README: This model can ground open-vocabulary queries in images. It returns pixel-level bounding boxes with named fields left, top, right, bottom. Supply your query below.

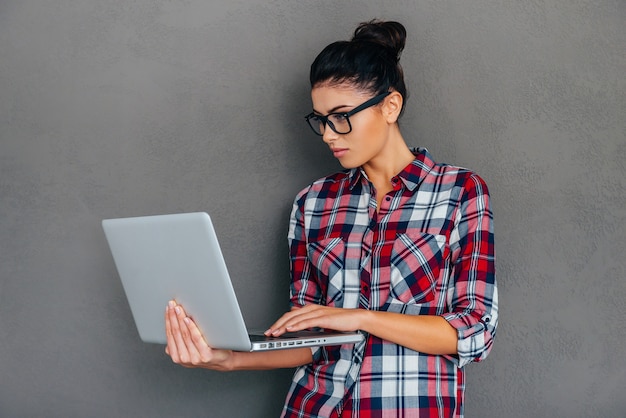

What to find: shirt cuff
left=442, top=312, right=494, bottom=368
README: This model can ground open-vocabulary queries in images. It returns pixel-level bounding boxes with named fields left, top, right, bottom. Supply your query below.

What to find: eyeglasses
left=304, top=91, right=391, bottom=136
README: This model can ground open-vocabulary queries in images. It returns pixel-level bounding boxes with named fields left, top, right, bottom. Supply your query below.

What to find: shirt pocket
left=389, top=232, right=446, bottom=305
left=307, top=237, right=345, bottom=305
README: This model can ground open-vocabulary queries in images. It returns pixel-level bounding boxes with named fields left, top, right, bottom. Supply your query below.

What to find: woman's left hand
left=165, top=300, right=235, bottom=370
left=265, top=305, right=365, bottom=337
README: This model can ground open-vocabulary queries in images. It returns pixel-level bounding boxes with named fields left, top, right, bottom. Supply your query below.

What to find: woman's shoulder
left=306, top=169, right=352, bottom=190
left=293, top=169, right=353, bottom=201
left=418, top=148, right=489, bottom=185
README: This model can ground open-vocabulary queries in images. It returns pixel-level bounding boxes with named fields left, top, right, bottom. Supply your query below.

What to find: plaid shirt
left=281, top=148, right=498, bottom=418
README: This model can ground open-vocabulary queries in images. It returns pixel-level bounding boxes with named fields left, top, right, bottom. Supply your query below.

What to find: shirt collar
left=348, top=147, right=436, bottom=191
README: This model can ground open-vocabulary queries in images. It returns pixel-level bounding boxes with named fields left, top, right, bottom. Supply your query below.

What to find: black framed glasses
left=304, top=91, right=391, bottom=136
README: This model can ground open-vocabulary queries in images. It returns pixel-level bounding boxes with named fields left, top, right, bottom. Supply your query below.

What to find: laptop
left=102, top=212, right=364, bottom=351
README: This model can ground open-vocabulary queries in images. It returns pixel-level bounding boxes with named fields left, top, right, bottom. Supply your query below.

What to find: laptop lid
left=102, top=212, right=363, bottom=351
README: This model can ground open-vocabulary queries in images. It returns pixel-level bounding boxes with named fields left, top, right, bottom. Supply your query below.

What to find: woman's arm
left=165, top=301, right=312, bottom=371
left=361, top=310, right=458, bottom=354
left=266, top=305, right=458, bottom=355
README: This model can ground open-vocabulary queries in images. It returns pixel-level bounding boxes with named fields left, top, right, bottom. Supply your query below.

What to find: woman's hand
left=265, top=304, right=364, bottom=337
left=165, top=300, right=235, bottom=371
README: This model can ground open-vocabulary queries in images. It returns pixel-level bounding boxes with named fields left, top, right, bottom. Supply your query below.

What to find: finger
left=178, top=314, right=235, bottom=369
left=166, top=302, right=185, bottom=362
left=176, top=314, right=205, bottom=364
left=265, top=309, right=302, bottom=335
left=173, top=303, right=204, bottom=364
left=168, top=302, right=193, bottom=364
left=165, top=302, right=180, bottom=360
left=184, top=315, right=208, bottom=349
left=183, top=316, right=213, bottom=363
left=284, top=309, right=326, bottom=331
left=268, top=306, right=324, bottom=335
left=283, top=305, right=355, bottom=333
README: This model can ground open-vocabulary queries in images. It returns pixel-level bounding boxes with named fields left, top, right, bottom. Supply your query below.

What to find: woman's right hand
left=165, top=300, right=235, bottom=371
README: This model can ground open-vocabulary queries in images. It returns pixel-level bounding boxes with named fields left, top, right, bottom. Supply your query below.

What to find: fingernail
left=174, top=306, right=181, bottom=315
left=168, top=300, right=176, bottom=308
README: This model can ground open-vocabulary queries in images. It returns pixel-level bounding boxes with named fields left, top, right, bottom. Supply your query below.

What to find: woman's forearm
left=228, top=347, right=313, bottom=371
left=360, top=310, right=458, bottom=355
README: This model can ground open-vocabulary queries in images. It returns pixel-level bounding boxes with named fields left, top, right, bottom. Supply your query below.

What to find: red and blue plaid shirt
left=281, top=148, right=498, bottom=418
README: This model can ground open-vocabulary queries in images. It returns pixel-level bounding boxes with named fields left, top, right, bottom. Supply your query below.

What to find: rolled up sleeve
left=443, top=174, right=498, bottom=368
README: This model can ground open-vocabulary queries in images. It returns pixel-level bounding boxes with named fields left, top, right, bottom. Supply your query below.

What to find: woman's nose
left=321, top=124, right=339, bottom=144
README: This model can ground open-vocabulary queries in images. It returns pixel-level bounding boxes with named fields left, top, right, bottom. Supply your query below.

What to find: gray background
left=1, top=1, right=624, bottom=417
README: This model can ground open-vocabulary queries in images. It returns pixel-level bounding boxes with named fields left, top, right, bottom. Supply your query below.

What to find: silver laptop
left=102, top=212, right=364, bottom=351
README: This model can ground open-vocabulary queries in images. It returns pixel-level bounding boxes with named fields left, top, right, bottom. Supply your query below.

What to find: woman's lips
left=331, top=148, right=348, bottom=158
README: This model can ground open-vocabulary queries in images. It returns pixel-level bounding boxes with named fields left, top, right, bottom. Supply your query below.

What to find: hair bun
left=352, top=20, right=406, bottom=62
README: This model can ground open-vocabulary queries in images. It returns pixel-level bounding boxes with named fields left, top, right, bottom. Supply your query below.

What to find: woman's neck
left=362, top=130, right=415, bottom=188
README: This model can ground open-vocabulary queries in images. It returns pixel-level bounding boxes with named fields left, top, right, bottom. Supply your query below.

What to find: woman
left=165, top=20, right=498, bottom=417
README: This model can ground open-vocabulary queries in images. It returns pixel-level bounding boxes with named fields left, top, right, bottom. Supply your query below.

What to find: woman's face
left=310, top=84, right=395, bottom=169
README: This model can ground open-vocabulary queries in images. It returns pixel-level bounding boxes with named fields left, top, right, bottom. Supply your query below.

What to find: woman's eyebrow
left=312, top=104, right=351, bottom=115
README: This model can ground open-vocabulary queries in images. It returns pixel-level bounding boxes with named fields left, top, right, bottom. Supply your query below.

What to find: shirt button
left=385, top=197, right=391, bottom=202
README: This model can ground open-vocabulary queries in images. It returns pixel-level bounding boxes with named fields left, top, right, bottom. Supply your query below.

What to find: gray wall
left=1, top=1, right=624, bottom=417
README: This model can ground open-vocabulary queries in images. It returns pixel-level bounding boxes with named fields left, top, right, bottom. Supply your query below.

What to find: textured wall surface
left=1, top=1, right=624, bottom=417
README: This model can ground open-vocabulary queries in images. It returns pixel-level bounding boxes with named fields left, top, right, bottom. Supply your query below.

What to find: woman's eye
left=329, top=114, right=348, bottom=124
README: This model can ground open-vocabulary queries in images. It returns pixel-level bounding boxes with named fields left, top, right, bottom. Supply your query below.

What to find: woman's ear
left=383, top=91, right=403, bottom=124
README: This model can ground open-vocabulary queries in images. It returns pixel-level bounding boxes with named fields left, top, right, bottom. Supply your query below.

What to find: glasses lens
left=307, top=114, right=324, bottom=135
left=328, top=114, right=351, bottom=134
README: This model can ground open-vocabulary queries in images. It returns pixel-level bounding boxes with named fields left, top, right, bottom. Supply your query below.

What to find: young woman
left=165, top=20, right=498, bottom=417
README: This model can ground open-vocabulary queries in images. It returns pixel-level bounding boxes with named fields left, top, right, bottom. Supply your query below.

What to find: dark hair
left=310, top=20, right=408, bottom=114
